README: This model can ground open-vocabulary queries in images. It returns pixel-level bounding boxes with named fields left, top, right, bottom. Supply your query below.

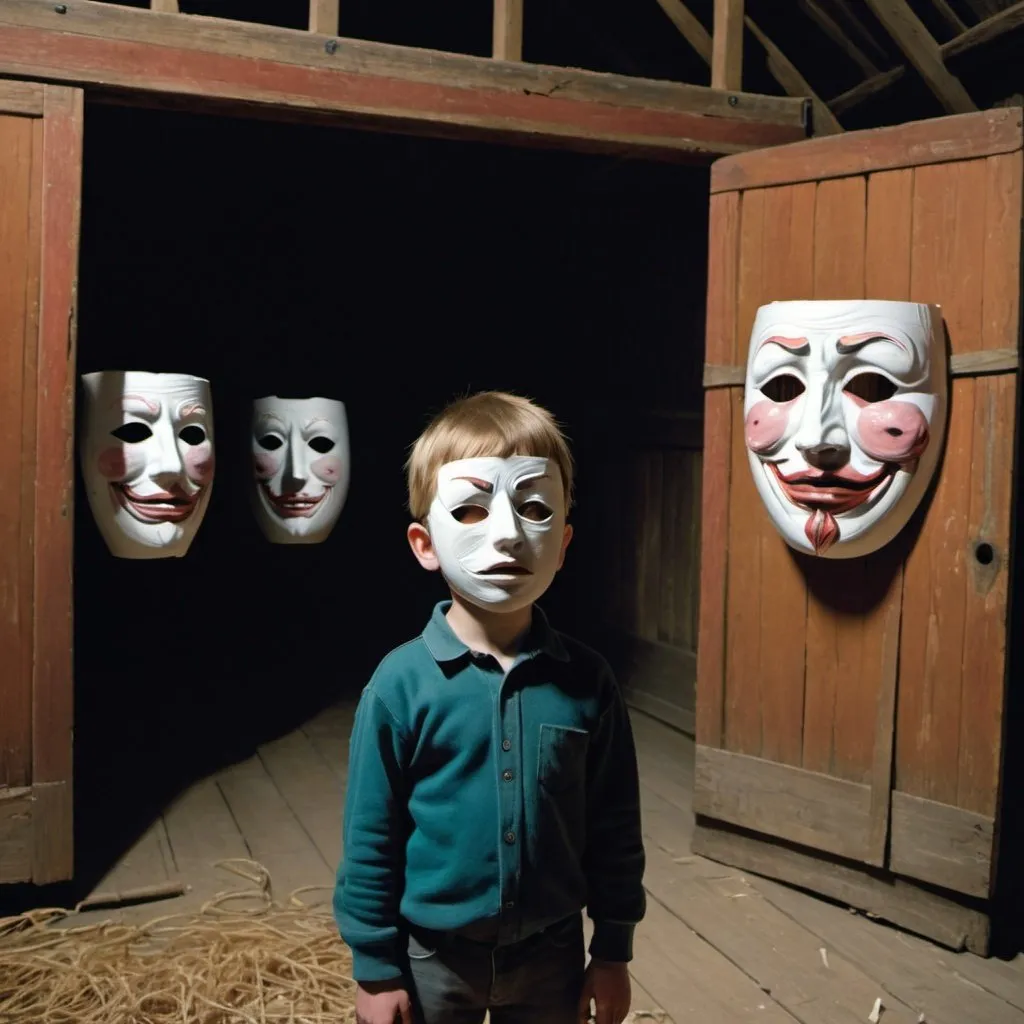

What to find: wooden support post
left=493, top=0, right=524, bottom=61
left=655, top=0, right=712, bottom=63
left=863, top=0, right=976, bottom=114
left=799, top=0, right=880, bottom=76
left=928, top=0, right=968, bottom=36
left=711, top=0, right=743, bottom=91
left=150, top=0, right=179, bottom=11
left=308, top=0, right=339, bottom=36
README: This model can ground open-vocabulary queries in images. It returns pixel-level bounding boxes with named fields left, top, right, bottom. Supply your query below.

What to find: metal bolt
left=54, top=3, right=68, bottom=12
left=325, top=39, right=338, bottom=54
left=728, top=95, right=738, bottom=107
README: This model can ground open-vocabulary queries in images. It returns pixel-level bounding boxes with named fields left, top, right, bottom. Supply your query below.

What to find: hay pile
left=0, top=859, right=356, bottom=1024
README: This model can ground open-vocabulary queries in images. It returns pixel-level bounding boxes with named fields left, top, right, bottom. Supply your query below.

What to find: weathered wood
left=307, top=0, right=339, bottom=36
left=889, top=790, right=994, bottom=898
left=150, top=0, right=180, bottom=12
left=694, top=745, right=874, bottom=861
left=608, top=633, right=696, bottom=736
left=863, top=0, right=977, bottom=114
left=691, top=819, right=992, bottom=954
left=711, top=0, right=744, bottom=90
left=942, top=1, right=1024, bottom=59
left=492, top=0, right=523, bottom=62
left=31, top=780, right=71, bottom=884
left=78, top=879, right=187, bottom=911
left=800, top=0, right=880, bottom=76
left=701, top=363, right=744, bottom=387
left=745, top=17, right=844, bottom=135
left=711, top=107, right=1022, bottom=192
left=0, top=1, right=808, bottom=162
left=0, top=787, right=32, bottom=883
left=0, top=80, right=43, bottom=116
left=828, top=65, right=906, bottom=114
left=654, top=0, right=712, bottom=63
left=929, top=0, right=968, bottom=34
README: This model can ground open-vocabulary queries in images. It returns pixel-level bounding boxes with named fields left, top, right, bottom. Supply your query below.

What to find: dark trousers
left=403, top=914, right=585, bottom=1024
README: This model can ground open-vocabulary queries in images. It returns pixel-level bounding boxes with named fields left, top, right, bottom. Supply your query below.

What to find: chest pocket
left=538, top=723, right=589, bottom=794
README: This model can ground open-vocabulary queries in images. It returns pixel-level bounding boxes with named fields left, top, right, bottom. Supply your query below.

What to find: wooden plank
left=258, top=729, right=344, bottom=870
left=0, top=80, right=43, bottom=116
left=150, top=0, right=180, bottom=12
left=492, top=0, right=524, bottom=62
left=694, top=745, right=873, bottom=861
left=30, top=86, right=81, bottom=885
left=639, top=452, right=664, bottom=643
left=308, top=0, right=339, bottom=36
left=745, top=18, right=844, bottom=135
left=942, top=1, right=1024, bottom=59
left=658, top=452, right=681, bottom=646
left=711, top=108, right=1022, bottom=193
left=0, top=114, right=35, bottom=793
left=929, top=0, right=968, bottom=35
left=711, top=0, right=744, bottom=90
left=0, top=5, right=808, bottom=164
left=756, top=183, right=814, bottom=769
left=0, top=787, right=32, bottom=883
left=863, top=0, right=977, bottom=114
left=829, top=66, right=906, bottom=115
left=889, top=790, right=994, bottom=898
left=691, top=820, right=992, bottom=954
left=30, top=780, right=71, bottom=884
left=749, top=869, right=1024, bottom=1024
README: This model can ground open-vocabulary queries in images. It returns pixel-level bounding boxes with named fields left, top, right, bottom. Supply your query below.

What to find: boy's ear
left=556, top=522, right=574, bottom=571
left=407, top=521, right=441, bottom=572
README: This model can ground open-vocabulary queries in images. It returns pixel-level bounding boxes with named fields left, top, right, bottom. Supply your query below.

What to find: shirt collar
left=422, top=600, right=570, bottom=665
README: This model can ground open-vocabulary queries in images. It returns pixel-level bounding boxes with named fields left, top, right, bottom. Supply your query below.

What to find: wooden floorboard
left=58, top=699, right=1024, bottom=1023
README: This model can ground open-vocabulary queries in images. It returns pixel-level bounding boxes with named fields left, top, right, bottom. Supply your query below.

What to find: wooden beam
left=308, top=0, right=339, bottom=36
left=821, top=0, right=892, bottom=66
left=942, top=0, right=1024, bottom=59
left=745, top=17, right=844, bottom=134
left=799, top=0, right=880, bottom=76
left=928, top=0, right=968, bottom=36
left=863, top=0, right=977, bottom=114
left=711, top=0, right=744, bottom=90
left=829, top=65, right=905, bottom=113
left=150, top=0, right=179, bottom=11
left=492, top=0, right=524, bottom=61
left=0, top=1, right=808, bottom=162
left=655, top=0, right=712, bottom=63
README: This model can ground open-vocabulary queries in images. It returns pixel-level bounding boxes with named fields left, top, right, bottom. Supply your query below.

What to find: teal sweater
left=333, top=601, right=646, bottom=982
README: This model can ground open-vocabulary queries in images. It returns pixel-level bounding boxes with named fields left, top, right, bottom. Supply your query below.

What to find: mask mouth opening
left=475, top=564, right=533, bottom=576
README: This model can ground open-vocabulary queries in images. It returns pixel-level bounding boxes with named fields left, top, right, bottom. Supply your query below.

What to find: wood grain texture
left=307, top=0, right=339, bottom=35
left=30, top=87, right=82, bottom=886
left=711, top=108, right=1022, bottom=193
left=0, top=787, right=32, bottom=883
left=694, top=745, right=874, bottom=861
left=711, top=0, right=744, bottom=90
left=492, top=0, right=523, bottom=62
left=0, top=79, right=43, bottom=116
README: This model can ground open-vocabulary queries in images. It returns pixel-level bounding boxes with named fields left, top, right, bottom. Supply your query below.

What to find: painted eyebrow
left=452, top=476, right=493, bottom=492
left=178, top=401, right=207, bottom=418
left=836, top=332, right=909, bottom=355
left=115, top=394, right=161, bottom=414
left=515, top=473, right=550, bottom=490
left=755, top=335, right=810, bottom=354
left=304, top=417, right=333, bottom=431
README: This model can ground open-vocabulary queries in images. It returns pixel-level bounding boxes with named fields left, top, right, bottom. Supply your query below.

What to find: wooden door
left=693, top=108, right=1021, bottom=949
left=0, top=82, right=83, bottom=885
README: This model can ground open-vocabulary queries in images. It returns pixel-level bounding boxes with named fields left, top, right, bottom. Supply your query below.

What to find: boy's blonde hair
left=406, top=391, right=574, bottom=521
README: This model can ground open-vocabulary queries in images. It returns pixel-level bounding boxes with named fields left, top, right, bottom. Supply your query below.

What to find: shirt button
left=504, top=900, right=515, bottom=909
left=503, top=769, right=514, bottom=782
left=501, top=739, right=512, bottom=752
left=504, top=830, right=516, bottom=844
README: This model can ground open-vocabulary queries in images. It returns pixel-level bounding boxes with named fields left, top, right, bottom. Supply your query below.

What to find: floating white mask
left=251, top=396, right=350, bottom=544
left=79, top=371, right=215, bottom=559
left=426, top=456, right=567, bottom=612
left=744, top=300, right=947, bottom=558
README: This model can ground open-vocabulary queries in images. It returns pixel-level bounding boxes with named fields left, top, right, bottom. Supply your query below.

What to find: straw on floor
left=0, top=858, right=356, bottom=1024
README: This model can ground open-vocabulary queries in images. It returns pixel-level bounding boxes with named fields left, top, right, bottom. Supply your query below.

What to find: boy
left=334, top=391, right=646, bottom=1024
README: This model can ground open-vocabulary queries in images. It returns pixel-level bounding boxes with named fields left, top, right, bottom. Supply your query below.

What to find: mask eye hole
left=517, top=500, right=553, bottom=523
left=111, top=422, right=153, bottom=444
left=179, top=425, right=206, bottom=446
left=308, top=436, right=335, bottom=455
left=258, top=434, right=284, bottom=452
left=451, top=505, right=488, bottom=525
left=844, top=373, right=898, bottom=403
left=761, top=374, right=805, bottom=403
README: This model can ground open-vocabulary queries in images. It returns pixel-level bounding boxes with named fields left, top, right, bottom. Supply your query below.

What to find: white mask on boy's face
left=426, top=456, right=567, bottom=612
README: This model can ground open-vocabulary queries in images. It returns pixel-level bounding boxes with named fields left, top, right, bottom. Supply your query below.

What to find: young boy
left=334, top=391, right=646, bottom=1024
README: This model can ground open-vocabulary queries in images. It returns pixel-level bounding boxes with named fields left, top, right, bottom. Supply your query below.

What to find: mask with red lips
left=743, top=300, right=947, bottom=558
left=250, top=396, right=350, bottom=545
left=79, top=371, right=215, bottom=559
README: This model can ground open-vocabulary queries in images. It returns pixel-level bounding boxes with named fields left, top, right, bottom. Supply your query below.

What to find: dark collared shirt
left=333, top=601, right=646, bottom=982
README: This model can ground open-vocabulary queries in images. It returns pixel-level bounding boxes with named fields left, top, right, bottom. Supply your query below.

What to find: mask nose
left=150, top=423, right=185, bottom=485
left=488, top=495, right=525, bottom=554
left=793, top=376, right=850, bottom=470
left=282, top=429, right=310, bottom=494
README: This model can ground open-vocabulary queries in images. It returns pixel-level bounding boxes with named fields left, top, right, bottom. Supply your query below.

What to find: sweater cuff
left=350, top=944, right=406, bottom=984
left=588, top=921, right=635, bottom=963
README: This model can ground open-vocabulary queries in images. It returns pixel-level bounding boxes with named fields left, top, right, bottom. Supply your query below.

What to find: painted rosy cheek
left=185, top=443, right=215, bottom=485
left=253, top=453, right=279, bottom=480
left=97, top=445, right=146, bottom=481
left=311, top=454, right=342, bottom=485
left=745, top=399, right=793, bottom=454
left=856, top=400, right=929, bottom=463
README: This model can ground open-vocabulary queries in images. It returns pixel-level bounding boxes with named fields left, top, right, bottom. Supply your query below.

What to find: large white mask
left=744, top=300, right=947, bottom=558
left=426, top=456, right=567, bottom=612
left=251, top=396, right=350, bottom=544
left=79, top=371, right=215, bottom=559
